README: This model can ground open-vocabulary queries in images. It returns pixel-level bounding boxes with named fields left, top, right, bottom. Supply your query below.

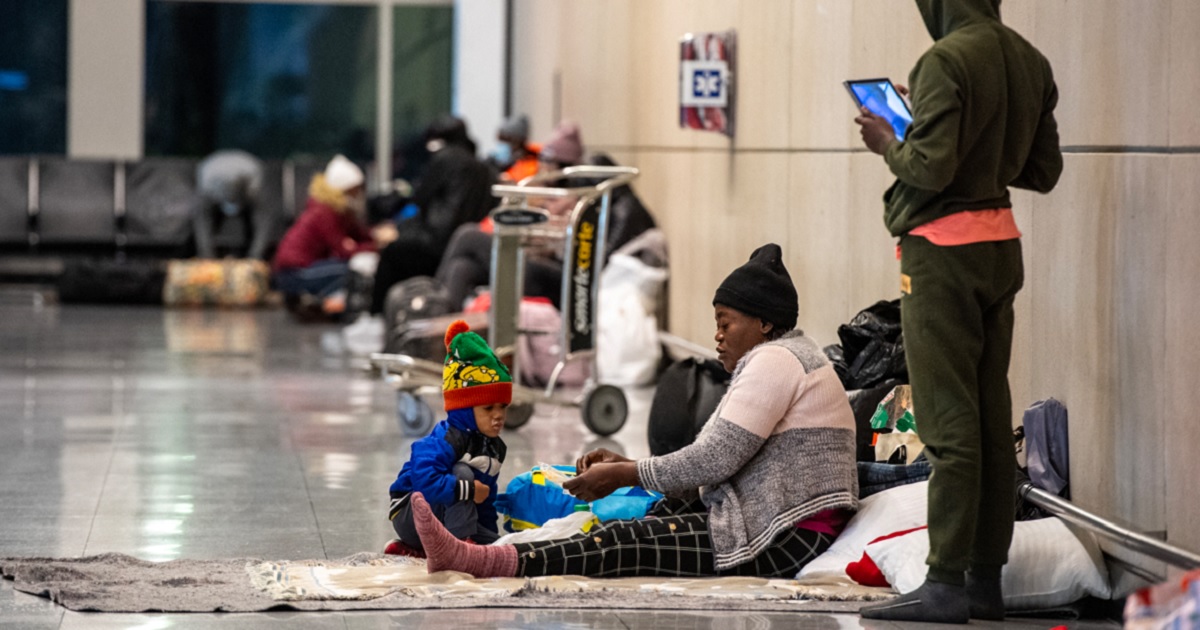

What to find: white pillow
left=866, top=517, right=1112, bottom=610
left=797, top=481, right=929, bottom=580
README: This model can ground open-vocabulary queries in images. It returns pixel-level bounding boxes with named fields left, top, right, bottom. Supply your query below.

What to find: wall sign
left=679, top=30, right=736, bottom=137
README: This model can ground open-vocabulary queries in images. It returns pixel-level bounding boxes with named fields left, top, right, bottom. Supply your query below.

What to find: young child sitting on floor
left=384, top=320, right=511, bottom=557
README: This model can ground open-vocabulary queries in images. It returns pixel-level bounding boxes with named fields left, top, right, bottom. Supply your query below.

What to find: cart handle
left=491, top=166, right=639, bottom=201
left=369, top=353, right=445, bottom=375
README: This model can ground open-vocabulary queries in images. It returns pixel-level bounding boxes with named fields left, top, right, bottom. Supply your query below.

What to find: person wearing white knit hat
left=324, top=154, right=365, bottom=193
left=272, top=154, right=378, bottom=320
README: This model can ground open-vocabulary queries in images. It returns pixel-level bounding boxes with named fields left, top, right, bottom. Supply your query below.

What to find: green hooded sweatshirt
left=881, top=0, right=1062, bottom=236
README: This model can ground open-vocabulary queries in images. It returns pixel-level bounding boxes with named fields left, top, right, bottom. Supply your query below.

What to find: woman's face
left=714, top=304, right=772, bottom=373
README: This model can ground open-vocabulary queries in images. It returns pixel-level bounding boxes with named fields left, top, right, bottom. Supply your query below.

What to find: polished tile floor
left=0, top=293, right=1120, bottom=628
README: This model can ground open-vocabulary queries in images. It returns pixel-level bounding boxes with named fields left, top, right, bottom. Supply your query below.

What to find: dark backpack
left=382, top=276, right=455, bottom=358
left=647, top=358, right=731, bottom=456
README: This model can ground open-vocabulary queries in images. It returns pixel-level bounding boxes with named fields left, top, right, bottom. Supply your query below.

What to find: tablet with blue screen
left=845, top=78, right=913, bottom=141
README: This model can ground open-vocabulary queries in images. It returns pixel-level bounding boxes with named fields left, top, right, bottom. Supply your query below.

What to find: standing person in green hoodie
left=854, top=0, right=1062, bottom=624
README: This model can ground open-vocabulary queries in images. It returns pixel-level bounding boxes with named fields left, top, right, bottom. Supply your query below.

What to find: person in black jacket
left=369, top=116, right=498, bottom=314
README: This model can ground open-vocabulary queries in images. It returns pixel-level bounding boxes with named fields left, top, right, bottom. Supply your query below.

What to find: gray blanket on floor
left=1, top=552, right=885, bottom=613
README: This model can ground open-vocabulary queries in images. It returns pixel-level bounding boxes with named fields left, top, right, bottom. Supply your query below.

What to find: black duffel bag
left=648, top=357, right=731, bottom=456
left=57, top=258, right=166, bottom=305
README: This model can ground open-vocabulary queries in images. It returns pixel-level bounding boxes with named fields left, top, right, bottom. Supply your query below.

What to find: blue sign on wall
left=679, top=30, right=735, bottom=137
left=680, top=60, right=728, bottom=107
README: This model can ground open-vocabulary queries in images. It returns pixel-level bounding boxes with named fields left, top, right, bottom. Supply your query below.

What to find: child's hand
left=473, top=480, right=490, bottom=504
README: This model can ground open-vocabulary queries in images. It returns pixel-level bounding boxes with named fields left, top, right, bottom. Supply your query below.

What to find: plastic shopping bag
left=495, top=464, right=663, bottom=532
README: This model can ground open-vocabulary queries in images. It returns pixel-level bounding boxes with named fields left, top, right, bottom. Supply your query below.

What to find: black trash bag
left=824, top=299, right=907, bottom=390
left=823, top=343, right=849, bottom=386
left=648, top=358, right=731, bottom=456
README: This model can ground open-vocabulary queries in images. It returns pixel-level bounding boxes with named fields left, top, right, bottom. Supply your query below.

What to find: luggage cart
left=372, top=165, right=640, bottom=437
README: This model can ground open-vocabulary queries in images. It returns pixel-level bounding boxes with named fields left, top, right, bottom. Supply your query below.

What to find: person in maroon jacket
left=272, top=155, right=377, bottom=314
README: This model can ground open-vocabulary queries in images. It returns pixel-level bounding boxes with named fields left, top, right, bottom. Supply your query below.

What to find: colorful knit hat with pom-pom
left=441, top=320, right=512, bottom=411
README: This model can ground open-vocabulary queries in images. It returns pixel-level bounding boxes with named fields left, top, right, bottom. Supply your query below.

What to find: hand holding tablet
left=845, top=78, right=913, bottom=141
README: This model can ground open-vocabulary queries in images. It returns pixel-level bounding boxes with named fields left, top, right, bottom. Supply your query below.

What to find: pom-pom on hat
left=324, top=154, right=365, bottom=192
left=442, top=320, right=513, bottom=411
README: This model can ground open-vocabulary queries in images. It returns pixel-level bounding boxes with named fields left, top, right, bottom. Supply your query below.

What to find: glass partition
left=144, top=2, right=379, bottom=161
left=144, top=1, right=455, bottom=170
left=0, top=0, right=68, bottom=155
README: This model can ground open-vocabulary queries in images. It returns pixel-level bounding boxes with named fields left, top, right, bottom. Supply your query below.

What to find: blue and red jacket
left=387, top=407, right=506, bottom=533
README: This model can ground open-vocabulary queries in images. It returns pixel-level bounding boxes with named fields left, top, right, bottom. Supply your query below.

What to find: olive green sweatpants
left=899, top=235, right=1024, bottom=586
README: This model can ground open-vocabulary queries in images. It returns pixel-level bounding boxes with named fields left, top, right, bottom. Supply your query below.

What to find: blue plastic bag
left=495, top=465, right=663, bottom=532
left=494, top=465, right=584, bottom=532
left=592, top=486, right=662, bottom=522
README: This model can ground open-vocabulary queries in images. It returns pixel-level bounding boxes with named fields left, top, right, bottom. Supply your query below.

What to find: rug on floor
left=1, top=553, right=892, bottom=613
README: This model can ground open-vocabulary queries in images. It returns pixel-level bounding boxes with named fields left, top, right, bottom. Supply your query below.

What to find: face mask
left=490, top=143, right=513, bottom=167
left=347, top=194, right=366, bottom=217
left=220, top=201, right=241, bottom=217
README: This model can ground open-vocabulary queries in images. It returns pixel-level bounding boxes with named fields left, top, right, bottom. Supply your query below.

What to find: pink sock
left=410, top=493, right=518, bottom=578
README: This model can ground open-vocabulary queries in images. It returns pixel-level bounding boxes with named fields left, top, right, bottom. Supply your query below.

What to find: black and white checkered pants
left=513, top=499, right=832, bottom=578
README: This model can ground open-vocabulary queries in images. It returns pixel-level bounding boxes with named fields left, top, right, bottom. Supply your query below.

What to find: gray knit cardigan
left=637, top=331, right=859, bottom=570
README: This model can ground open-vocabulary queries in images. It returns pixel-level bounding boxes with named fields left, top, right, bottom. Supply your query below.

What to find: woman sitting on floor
left=407, top=243, right=859, bottom=579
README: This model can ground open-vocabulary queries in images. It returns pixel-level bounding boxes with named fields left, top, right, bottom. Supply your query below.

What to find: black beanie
left=712, top=243, right=798, bottom=331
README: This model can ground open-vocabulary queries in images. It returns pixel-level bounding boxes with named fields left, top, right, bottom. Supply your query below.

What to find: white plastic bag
left=348, top=251, right=379, bottom=277
left=493, top=510, right=598, bottom=546
left=341, top=313, right=384, bottom=356
left=597, top=253, right=667, bottom=386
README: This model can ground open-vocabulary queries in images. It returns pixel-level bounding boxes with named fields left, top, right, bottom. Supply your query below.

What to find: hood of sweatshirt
left=915, top=0, right=1000, bottom=41
left=446, top=407, right=479, bottom=434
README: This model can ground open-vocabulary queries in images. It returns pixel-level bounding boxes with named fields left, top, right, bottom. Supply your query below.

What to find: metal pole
left=375, top=0, right=394, bottom=192
left=502, top=0, right=512, bottom=118
left=1020, top=483, right=1200, bottom=570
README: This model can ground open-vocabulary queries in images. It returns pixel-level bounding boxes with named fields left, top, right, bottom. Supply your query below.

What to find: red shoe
left=383, top=538, right=427, bottom=559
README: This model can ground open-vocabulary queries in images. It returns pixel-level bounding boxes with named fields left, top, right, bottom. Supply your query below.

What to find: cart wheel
left=505, top=401, right=535, bottom=429
left=582, top=385, right=627, bottom=437
left=396, top=391, right=435, bottom=437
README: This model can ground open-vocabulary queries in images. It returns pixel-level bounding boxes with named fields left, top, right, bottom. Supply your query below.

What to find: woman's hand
left=575, top=448, right=632, bottom=474
left=562, top=462, right=638, bottom=502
